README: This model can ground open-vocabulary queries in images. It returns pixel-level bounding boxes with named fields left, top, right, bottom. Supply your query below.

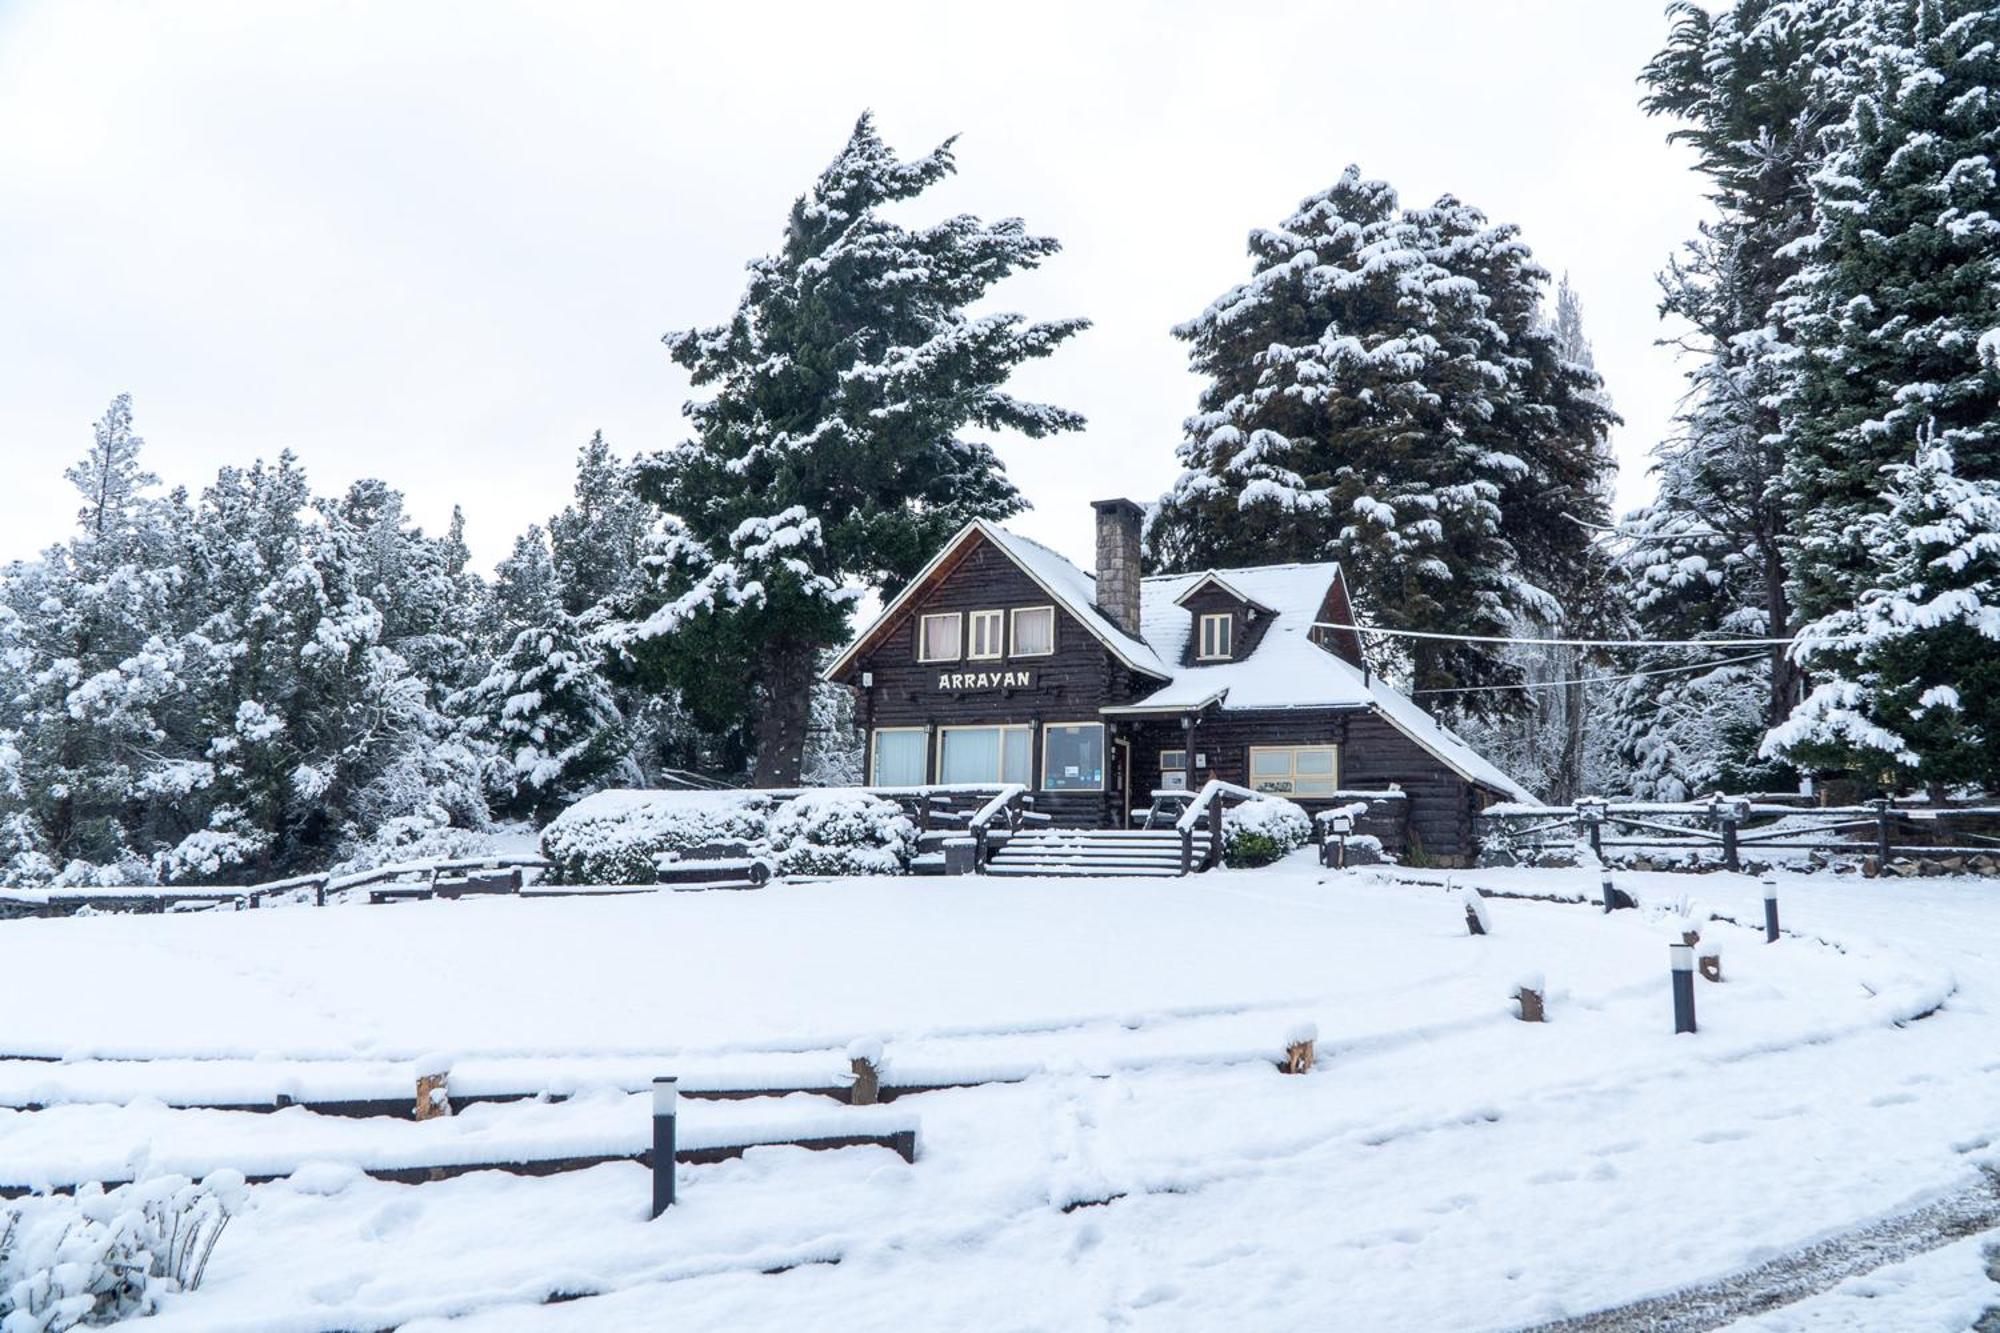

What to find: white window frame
left=967, top=609, right=1005, bottom=661
left=1041, top=720, right=1107, bottom=793
left=1198, top=612, right=1234, bottom=660
left=1247, top=744, right=1340, bottom=797
left=1009, top=604, right=1055, bottom=658
left=917, top=611, right=963, bottom=663
left=1159, top=748, right=1187, bottom=771
left=935, top=724, right=1033, bottom=786
left=869, top=727, right=931, bottom=787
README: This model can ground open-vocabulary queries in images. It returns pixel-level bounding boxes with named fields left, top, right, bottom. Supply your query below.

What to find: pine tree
left=615, top=113, right=1088, bottom=784
left=1776, top=0, right=2000, bottom=628
left=1634, top=0, right=1862, bottom=753
left=1764, top=439, right=2000, bottom=791
left=1150, top=168, right=1615, bottom=711
left=548, top=431, right=653, bottom=619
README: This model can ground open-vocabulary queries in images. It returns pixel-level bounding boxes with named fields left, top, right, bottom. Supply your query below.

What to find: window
left=938, top=725, right=1032, bottom=786
left=1042, top=722, right=1106, bottom=791
left=1198, top=612, right=1233, bottom=660
left=1248, top=745, right=1339, bottom=797
left=1158, top=748, right=1188, bottom=792
left=870, top=728, right=929, bottom=786
left=968, top=609, right=1004, bottom=660
left=918, top=612, right=962, bottom=662
left=1011, top=605, right=1055, bottom=657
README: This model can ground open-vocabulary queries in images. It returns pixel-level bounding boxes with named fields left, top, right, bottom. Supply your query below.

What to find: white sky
left=0, top=0, right=1705, bottom=575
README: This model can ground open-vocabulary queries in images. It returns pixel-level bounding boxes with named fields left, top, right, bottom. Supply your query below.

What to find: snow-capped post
left=1670, top=944, right=1697, bottom=1035
left=413, top=1054, right=452, bottom=1121
left=1462, top=885, right=1490, bottom=936
left=1699, top=948, right=1723, bottom=983
left=1873, top=798, right=1895, bottom=869
left=1576, top=798, right=1606, bottom=860
left=1600, top=875, right=1635, bottom=913
left=651, top=1077, right=677, bottom=1217
left=1710, top=794, right=1747, bottom=873
left=1762, top=879, right=1780, bottom=943
left=1283, top=1021, right=1317, bottom=1074
left=846, top=1037, right=884, bottom=1106
left=1514, top=973, right=1545, bottom=1023
left=1323, top=811, right=1353, bottom=869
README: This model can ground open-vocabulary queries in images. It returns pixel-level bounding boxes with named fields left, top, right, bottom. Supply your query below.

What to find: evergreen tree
left=455, top=617, right=632, bottom=819
left=1765, top=439, right=2000, bottom=791
left=614, top=113, right=1088, bottom=784
left=1151, top=168, right=1616, bottom=711
left=1634, top=0, right=1861, bottom=751
left=548, top=431, right=653, bottom=619
left=1776, top=0, right=2000, bottom=627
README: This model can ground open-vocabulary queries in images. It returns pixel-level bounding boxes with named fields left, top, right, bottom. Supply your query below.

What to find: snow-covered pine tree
left=1150, top=168, right=1615, bottom=713
left=457, top=524, right=633, bottom=817
left=1776, top=0, right=2000, bottom=632
left=615, top=113, right=1088, bottom=785
left=1764, top=439, right=2000, bottom=792
left=1633, top=0, right=1862, bottom=762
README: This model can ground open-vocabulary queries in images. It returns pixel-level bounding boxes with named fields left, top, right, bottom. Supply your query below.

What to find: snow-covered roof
left=825, top=518, right=1533, bottom=801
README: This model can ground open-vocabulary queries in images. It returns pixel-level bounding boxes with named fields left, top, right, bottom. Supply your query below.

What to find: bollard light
left=1670, top=944, right=1697, bottom=1035
left=651, top=1077, right=678, bottom=1217
left=1762, top=879, right=1780, bottom=944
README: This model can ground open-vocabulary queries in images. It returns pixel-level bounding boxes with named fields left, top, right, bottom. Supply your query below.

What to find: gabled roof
left=821, top=520, right=1171, bottom=683
left=825, top=519, right=1534, bottom=802
left=1170, top=571, right=1276, bottom=615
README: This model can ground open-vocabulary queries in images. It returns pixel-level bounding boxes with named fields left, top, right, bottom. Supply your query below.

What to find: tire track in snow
left=1512, top=1167, right=2000, bottom=1333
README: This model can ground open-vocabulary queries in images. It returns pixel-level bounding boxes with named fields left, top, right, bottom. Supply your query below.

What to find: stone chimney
left=1091, top=498, right=1144, bottom=638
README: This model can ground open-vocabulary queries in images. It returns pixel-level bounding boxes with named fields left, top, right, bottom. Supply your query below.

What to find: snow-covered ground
left=0, top=856, right=1994, bottom=1330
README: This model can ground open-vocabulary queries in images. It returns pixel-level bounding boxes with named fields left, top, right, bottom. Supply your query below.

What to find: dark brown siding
left=841, top=531, right=1157, bottom=826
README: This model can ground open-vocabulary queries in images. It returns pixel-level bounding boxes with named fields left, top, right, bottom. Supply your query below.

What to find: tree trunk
left=1556, top=663, right=1588, bottom=804
left=750, top=637, right=819, bottom=788
left=1760, top=513, right=1803, bottom=732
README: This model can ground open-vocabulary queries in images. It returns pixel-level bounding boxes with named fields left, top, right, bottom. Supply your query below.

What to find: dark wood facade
left=830, top=524, right=1514, bottom=862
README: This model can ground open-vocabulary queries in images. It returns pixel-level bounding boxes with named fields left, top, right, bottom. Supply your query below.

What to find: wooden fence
left=1477, top=794, right=2000, bottom=872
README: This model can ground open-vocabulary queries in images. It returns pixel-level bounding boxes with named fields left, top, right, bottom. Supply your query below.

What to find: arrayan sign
left=935, top=669, right=1034, bottom=691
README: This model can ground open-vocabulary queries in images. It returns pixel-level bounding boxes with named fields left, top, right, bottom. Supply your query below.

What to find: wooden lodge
left=823, top=499, right=1532, bottom=864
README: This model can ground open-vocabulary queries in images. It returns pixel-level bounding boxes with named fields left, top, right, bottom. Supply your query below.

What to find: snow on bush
left=767, top=791, right=916, bottom=877
left=1223, top=796, right=1312, bottom=868
left=0, top=1172, right=243, bottom=1330
left=540, top=790, right=777, bottom=885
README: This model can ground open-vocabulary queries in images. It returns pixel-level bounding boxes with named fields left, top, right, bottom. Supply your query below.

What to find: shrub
left=768, top=791, right=917, bottom=877
left=0, top=1172, right=244, bottom=1330
left=540, top=790, right=776, bottom=884
left=1222, top=796, right=1312, bottom=868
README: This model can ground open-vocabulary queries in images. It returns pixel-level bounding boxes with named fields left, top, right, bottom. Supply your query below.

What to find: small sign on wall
left=934, top=669, right=1034, bottom=690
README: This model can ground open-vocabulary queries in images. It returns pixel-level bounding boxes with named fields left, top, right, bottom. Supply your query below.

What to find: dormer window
left=1198, top=612, right=1234, bottom=660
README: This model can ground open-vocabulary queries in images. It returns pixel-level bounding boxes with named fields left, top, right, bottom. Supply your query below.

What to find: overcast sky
left=0, top=1, right=1706, bottom=574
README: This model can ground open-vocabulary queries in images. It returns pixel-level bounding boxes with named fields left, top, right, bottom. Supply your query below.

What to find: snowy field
left=1, top=858, right=1995, bottom=1330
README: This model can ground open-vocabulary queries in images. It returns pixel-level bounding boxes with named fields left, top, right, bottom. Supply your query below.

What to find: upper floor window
left=1198, top=612, right=1234, bottom=660
left=1011, top=605, right=1055, bottom=657
left=918, top=612, right=962, bottom=662
left=968, top=609, right=1005, bottom=660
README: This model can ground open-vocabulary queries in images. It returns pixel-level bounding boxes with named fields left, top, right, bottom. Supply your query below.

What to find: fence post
left=1670, top=944, right=1697, bottom=1035
left=1874, top=798, right=1894, bottom=868
left=1209, top=800, right=1224, bottom=869
left=1577, top=798, right=1605, bottom=861
left=1180, top=826, right=1194, bottom=876
left=1720, top=805, right=1741, bottom=874
left=1762, top=879, right=1780, bottom=943
left=651, top=1077, right=677, bottom=1217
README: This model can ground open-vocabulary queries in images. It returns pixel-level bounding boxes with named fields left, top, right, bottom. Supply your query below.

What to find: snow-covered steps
left=984, top=828, right=1191, bottom=877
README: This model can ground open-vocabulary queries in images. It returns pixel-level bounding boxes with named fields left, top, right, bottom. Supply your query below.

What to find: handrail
left=1174, top=779, right=1263, bottom=833
left=968, top=783, right=1032, bottom=835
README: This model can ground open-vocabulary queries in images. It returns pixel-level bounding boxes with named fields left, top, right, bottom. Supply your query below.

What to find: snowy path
left=3, top=862, right=1996, bottom=1328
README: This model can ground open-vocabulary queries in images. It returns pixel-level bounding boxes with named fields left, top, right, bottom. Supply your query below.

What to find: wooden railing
left=1174, top=780, right=1263, bottom=874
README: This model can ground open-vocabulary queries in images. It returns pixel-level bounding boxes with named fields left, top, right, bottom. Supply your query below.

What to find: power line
left=1410, top=650, right=1769, bottom=697
left=1315, top=622, right=1857, bottom=650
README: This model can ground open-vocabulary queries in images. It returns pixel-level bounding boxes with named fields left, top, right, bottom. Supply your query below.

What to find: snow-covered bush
left=1223, top=797, right=1312, bottom=868
left=540, top=790, right=776, bottom=884
left=0, top=1171, right=243, bottom=1330
left=767, top=791, right=916, bottom=877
